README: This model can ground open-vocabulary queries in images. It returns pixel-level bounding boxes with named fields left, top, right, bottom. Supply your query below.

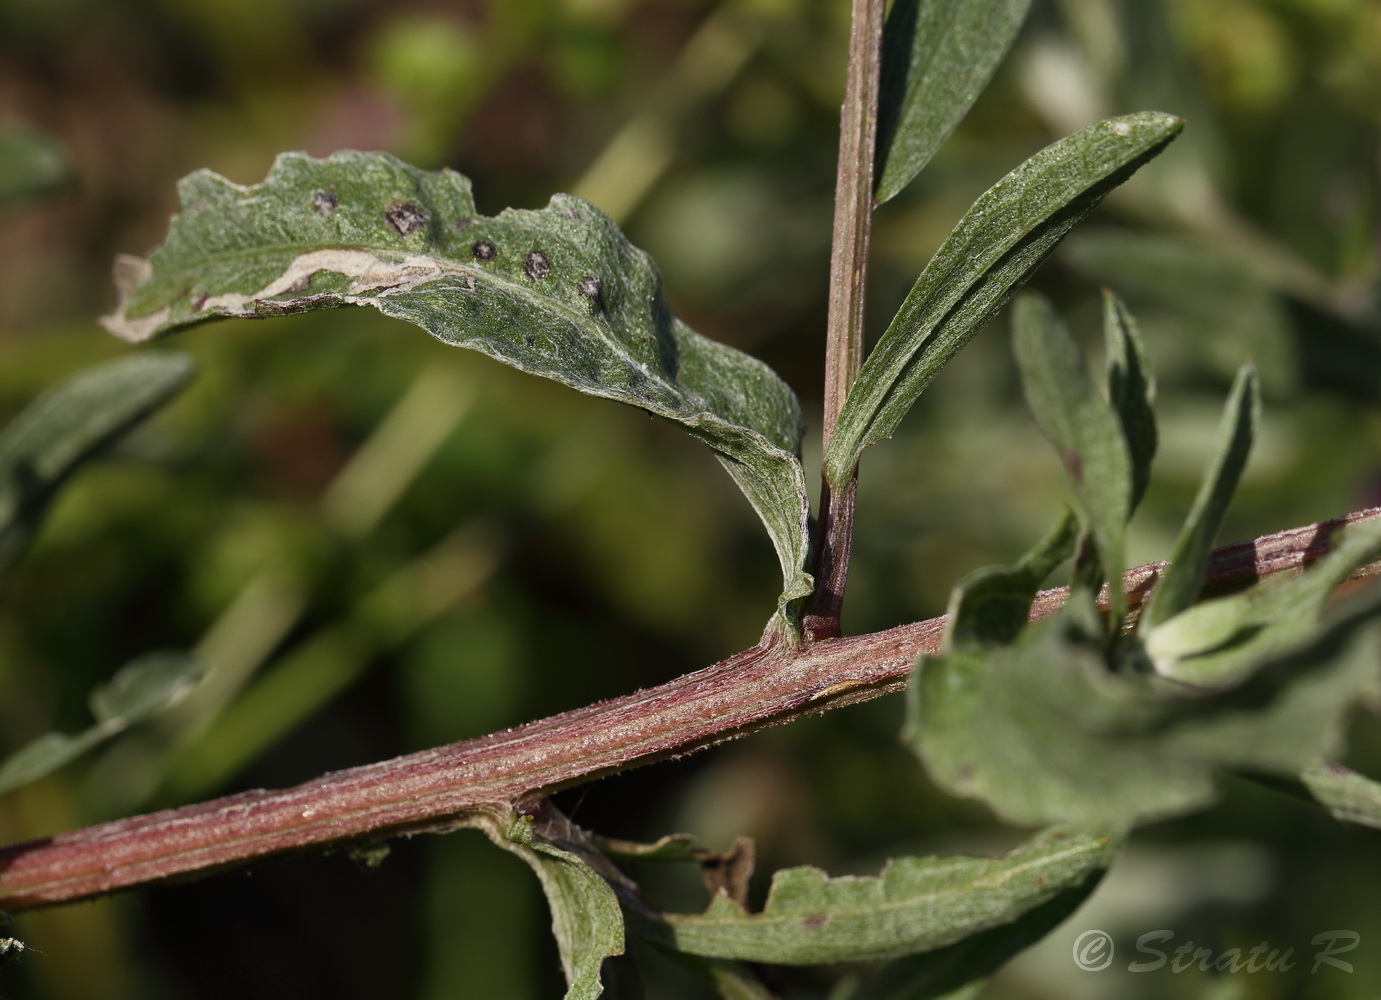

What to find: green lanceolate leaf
left=910, top=555, right=1381, bottom=828
left=467, top=808, right=626, bottom=1000
left=0, top=352, right=195, bottom=579
left=639, top=828, right=1116, bottom=965
left=1139, top=364, right=1259, bottom=631
left=101, top=151, right=812, bottom=626
left=0, top=651, right=203, bottom=794
left=846, top=865, right=1104, bottom=1000
left=1103, top=290, right=1157, bottom=512
left=945, top=508, right=1078, bottom=652
left=825, top=112, right=1182, bottom=488
left=1013, top=293, right=1132, bottom=625
left=874, top=0, right=1033, bottom=204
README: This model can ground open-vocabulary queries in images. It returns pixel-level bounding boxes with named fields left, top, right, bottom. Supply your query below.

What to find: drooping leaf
left=0, top=651, right=203, bottom=794
left=467, top=808, right=626, bottom=1000
left=0, top=125, right=71, bottom=217
left=101, top=151, right=812, bottom=626
left=945, top=507, right=1078, bottom=652
left=1139, top=364, right=1259, bottom=630
left=0, top=352, right=195, bottom=579
left=845, top=865, right=1105, bottom=1000
left=826, top=112, right=1183, bottom=488
left=874, top=0, right=1033, bottom=204
left=637, top=827, right=1117, bottom=965
left=1103, top=290, right=1157, bottom=512
left=1013, top=292, right=1132, bottom=626
left=910, top=555, right=1381, bottom=828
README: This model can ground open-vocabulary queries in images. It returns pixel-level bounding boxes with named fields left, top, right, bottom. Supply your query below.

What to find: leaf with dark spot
left=100, top=151, right=812, bottom=628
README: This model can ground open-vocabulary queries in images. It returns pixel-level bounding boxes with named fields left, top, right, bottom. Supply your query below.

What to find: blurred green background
left=0, top=0, right=1379, bottom=997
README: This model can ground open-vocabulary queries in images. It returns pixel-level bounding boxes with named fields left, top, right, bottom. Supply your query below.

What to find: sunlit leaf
left=101, top=151, right=812, bottom=626
left=0, top=651, right=203, bottom=794
left=1103, top=290, right=1157, bottom=512
left=0, top=352, right=195, bottom=579
left=910, top=563, right=1381, bottom=828
left=1139, top=363, right=1258, bottom=631
left=826, top=112, right=1182, bottom=488
left=874, top=0, right=1032, bottom=204
left=639, top=827, right=1116, bottom=964
left=1013, top=292, right=1131, bottom=625
left=1142, top=514, right=1381, bottom=685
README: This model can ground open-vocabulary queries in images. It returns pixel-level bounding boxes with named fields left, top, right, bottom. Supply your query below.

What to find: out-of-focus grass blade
left=0, top=352, right=195, bottom=579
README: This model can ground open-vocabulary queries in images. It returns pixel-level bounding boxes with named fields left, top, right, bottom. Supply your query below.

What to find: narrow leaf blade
left=1103, top=290, right=1157, bottom=512
left=1013, top=293, right=1132, bottom=625
left=88, top=651, right=207, bottom=726
left=826, top=112, right=1183, bottom=486
left=1140, top=364, right=1259, bottom=630
left=0, top=353, right=195, bottom=578
left=875, top=0, right=1033, bottom=204
left=101, top=152, right=812, bottom=624
left=0, top=651, right=202, bottom=795
left=642, top=828, right=1117, bottom=965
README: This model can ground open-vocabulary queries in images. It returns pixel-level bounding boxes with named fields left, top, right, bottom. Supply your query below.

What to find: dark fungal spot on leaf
left=802, top=913, right=829, bottom=930
left=524, top=336, right=536, bottom=348
left=385, top=202, right=427, bottom=236
left=578, top=275, right=603, bottom=309
left=471, top=240, right=497, bottom=261
left=454, top=217, right=473, bottom=230
left=312, top=189, right=338, bottom=216
left=192, top=293, right=209, bottom=312
left=523, top=250, right=551, bottom=280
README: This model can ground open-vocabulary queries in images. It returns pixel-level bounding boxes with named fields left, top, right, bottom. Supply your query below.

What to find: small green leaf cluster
left=907, top=290, right=1381, bottom=830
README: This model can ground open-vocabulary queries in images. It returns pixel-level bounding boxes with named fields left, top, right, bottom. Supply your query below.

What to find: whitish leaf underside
left=102, top=151, right=812, bottom=622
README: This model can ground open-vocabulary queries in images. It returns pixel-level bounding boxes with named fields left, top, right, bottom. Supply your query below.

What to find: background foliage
left=0, top=0, right=1379, bottom=997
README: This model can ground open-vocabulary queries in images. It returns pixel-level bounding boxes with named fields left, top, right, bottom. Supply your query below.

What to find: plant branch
left=1, top=508, right=1377, bottom=910
left=806, top=0, right=885, bottom=640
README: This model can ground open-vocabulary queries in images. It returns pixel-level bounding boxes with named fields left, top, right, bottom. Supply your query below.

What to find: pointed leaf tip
left=827, top=111, right=1182, bottom=487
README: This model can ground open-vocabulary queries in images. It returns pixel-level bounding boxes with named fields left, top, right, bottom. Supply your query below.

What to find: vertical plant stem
left=807, top=0, right=885, bottom=640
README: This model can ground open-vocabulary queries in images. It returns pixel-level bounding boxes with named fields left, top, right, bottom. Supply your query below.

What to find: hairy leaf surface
left=101, top=151, right=812, bottom=623
left=1103, top=290, right=1157, bottom=512
left=910, top=526, right=1381, bottom=828
left=875, top=0, right=1032, bottom=203
left=469, top=810, right=626, bottom=1000
left=642, top=828, right=1116, bottom=964
left=0, top=352, right=195, bottom=579
left=1013, top=293, right=1132, bottom=624
left=0, top=652, right=203, bottom=794
left=826, top=112, right=1182, bottom=487
left=844, top=867, right=1103, bottom=1000
left=1139, top=364, right=1259, bottom=630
